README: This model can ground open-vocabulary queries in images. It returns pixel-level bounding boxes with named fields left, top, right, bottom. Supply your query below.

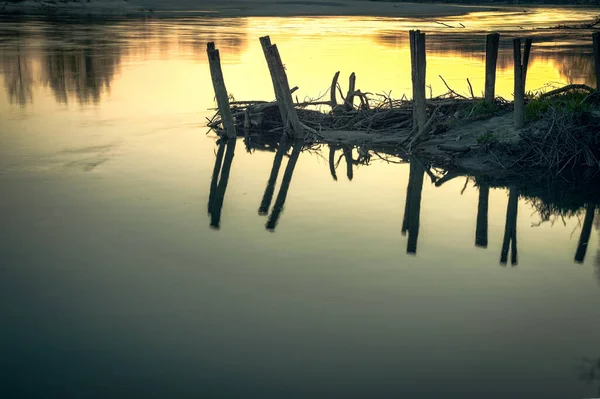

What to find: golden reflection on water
left=0, top=8, right=597, bottom=109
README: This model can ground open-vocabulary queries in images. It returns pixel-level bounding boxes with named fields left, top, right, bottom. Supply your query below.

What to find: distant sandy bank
left=1, top=0, right=497, bottom=18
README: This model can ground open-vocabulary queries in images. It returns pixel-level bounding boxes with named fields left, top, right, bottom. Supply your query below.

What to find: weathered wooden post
left=344, top=73, right=356, bottom=111
left=259, top=136, right=290, bottom=215
left=259, top=36, right=304, bottom=138
left=485, top=33, right=500, bottom=104
left=330, top=71, right=340, bottom=108
left=260, top=36, right=287, bottom=125
left=500, top=188, right=519, bottom=265
left=575, top=204, right=595, bottom=263
left=513, top=38, right=532, bottom=129
left=475, top=184, right=489, bottom=248
left=206, top=42, right=236, bottom=139
left=410, top=30, right=427, bottom=135
left=266, top=139, right=303, bottom=231
left=593, top=32, right=600, bottom=91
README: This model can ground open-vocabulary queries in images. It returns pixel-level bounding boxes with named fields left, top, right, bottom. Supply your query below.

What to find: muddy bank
left=210, top=84, right=600, bottom=182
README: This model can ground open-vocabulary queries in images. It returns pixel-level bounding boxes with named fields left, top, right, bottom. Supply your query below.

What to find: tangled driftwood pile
left=206, top=71, right=511, bottom=145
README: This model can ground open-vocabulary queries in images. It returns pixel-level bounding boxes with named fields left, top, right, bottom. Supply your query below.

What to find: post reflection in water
left=207, top=139, right=237, bottom=229
left=206, top=136, right=600, bottom=278
left=342, top=146, right=354, bottom=181
left=476, top=183, right=490, bottom=248
left=402, top=161, right=425, bottom=255
left=259, top=136, right=291, bottom=215
left=500, top=187, right=519, bottom=266
left=327, top=144, right=355, bottom=182
left=328, top=144, right=338, bottom=181
left=265, top=139, right=303, bottom=231
left=575, top=204, right=596, bottom=264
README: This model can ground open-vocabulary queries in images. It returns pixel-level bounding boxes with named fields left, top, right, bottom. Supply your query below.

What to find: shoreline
left=0, top=0, right=501, bottom=18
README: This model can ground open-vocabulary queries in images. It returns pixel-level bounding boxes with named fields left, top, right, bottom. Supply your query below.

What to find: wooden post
left=260, top=36, right=287, bottom=125
left=500, top=188, right=519, bottom=266
left=206, top=42, right=236, bottom=139
left=208, top=140, right=237, bottom=229
left=513, top=38, right=532, bottom=129
left=485, top=33, right=500, bottom=104
left=344, top=72, right=356, bottom=111
left=266, top=139, right=302, bottom=231
left=258, top=136, right=290, bottom=215
left=593, top=32, right=600, bottom=91
left=410, top=30, right=427, bottom=136
left=575, top=204, right=595, bottom=263
left=475, top=184, right=489, bottom=248
left=260, top=37, right=304, bottom=138
left=330, top=71, right=340, bottom=108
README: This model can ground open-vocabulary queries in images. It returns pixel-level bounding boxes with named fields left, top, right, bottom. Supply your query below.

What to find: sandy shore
left=1, top=0, right=497, bottom=18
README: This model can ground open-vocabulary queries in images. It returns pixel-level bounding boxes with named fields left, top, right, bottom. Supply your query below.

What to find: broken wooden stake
left=485, top=33, right=500, bottom=104
left=345, top=72, right=356, bottom=111
left=260, top=36, right=288, bottom=125
left=261, top=38, right=304, bottom=138
left=330, top=71, right=340, bottom=108
left=207, top=42, right=236, bottom=139
left=513, top=38, right=532, bottom=129
left=410, top=30, right=427, bottom=136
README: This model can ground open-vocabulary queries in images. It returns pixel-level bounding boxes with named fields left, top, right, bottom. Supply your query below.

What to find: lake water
left=1, top=8, right=600, bottom=399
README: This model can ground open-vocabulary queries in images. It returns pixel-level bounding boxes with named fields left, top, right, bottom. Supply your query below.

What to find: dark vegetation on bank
left=369, top=0, right=600, bottom=5
left=3, top=0, right=85, bottom=2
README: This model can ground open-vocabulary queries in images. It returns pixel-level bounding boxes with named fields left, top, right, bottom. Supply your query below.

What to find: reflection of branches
left=1, top=40, right=32, bottom=106
left=42, top=44, right=121, bottom=105
left=528, top=197, right=581, bottom=228
left=1, top=18, right=249, bottom=106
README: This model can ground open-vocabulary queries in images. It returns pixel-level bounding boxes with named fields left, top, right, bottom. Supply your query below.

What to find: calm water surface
left=1, top=9, right=600, bottom=399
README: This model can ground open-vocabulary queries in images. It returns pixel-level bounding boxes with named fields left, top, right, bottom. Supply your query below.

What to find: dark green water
left=1, top=12, right=599, bottom=399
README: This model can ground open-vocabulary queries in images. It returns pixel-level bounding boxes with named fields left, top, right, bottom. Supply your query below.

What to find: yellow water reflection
left=0, top=8, right=597, bottom=110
